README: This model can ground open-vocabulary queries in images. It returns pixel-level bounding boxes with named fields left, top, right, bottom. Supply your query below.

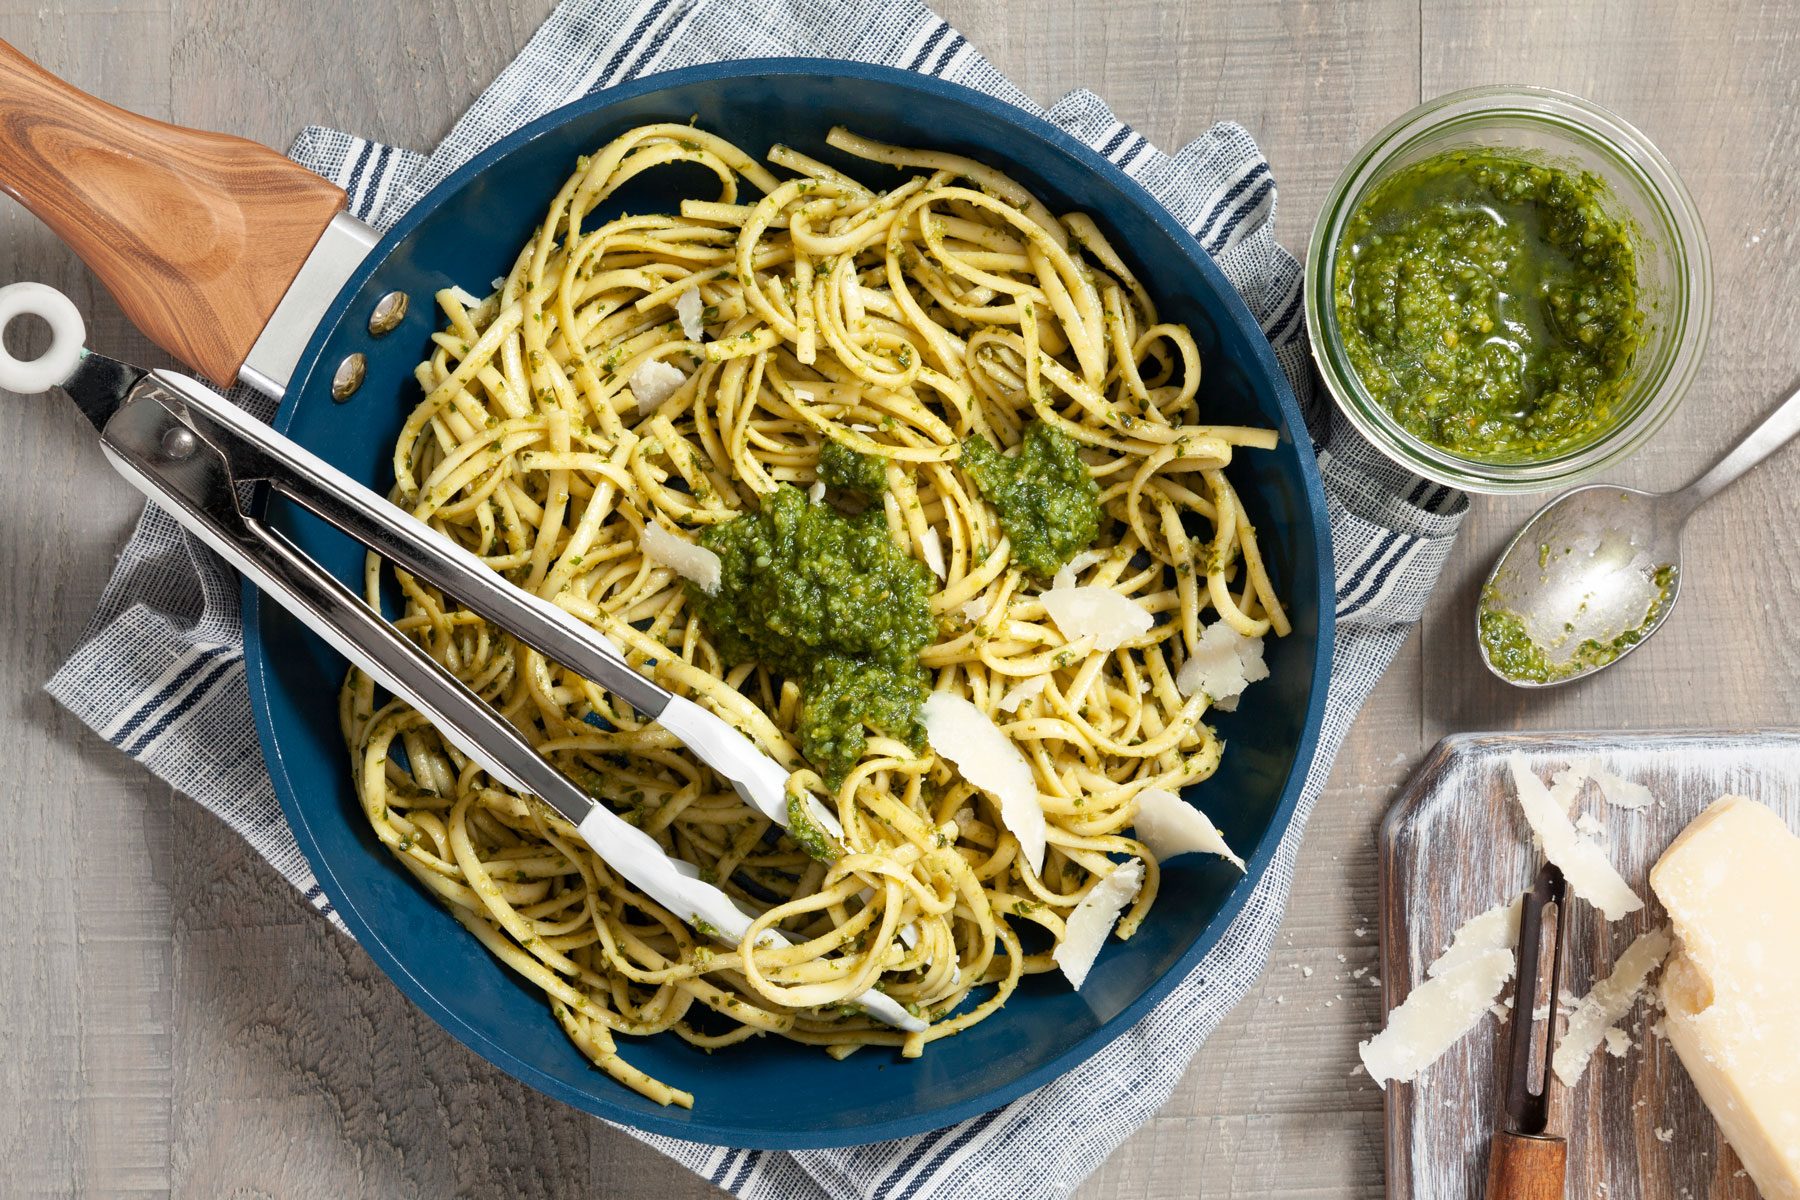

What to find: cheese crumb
left=629, top=359, right=687, bottom=416
left=675, top=286, right=705, bottom=340
left=919, top=526, right=947, bottom=580
left=1593, top=766, right=1654, bottom=810
left=1175, top=621, right=1268, bottom=711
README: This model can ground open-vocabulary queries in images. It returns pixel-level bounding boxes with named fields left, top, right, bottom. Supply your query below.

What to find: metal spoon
left=1478, top=378, right=1800, bottom=687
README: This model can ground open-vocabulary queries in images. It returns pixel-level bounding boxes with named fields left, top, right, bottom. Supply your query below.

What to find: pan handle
left=0, top=38, right=346, bottom=386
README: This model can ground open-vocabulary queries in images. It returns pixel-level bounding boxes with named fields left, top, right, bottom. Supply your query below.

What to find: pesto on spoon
left=1477, top=378, right=1800, bottom=687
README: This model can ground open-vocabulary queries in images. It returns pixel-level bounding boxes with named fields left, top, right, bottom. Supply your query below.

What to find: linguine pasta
left=339, top=123, right=1288, bottom=1108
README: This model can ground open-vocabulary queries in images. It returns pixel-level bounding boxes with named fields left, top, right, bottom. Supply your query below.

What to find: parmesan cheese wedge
left=1131, top=788, right=1245, bottom=871
left=1552, top=926, right=1672, bottom=1086
left=1651, top=796, right=1800, bottom=1200
left=1508, top=755, right=1643, bottom=920
left=640, top=522, right=720, bottom=594
left=1040, top=586, right=1151, bottom=653
left=1175, top=621, right=1268, bottom=711
left=1053, top=857, right=1144, bottom=989
left=675, top=286, right=705, bottom=340
left=921, top=693, right=1045, bottom=874
left=629, top=359, right=687, bottom=416
left=1358, top=898, right=1521, bottom=1088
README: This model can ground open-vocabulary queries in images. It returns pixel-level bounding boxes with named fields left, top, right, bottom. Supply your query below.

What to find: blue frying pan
left=2, top=53, right=1333, bottom=1147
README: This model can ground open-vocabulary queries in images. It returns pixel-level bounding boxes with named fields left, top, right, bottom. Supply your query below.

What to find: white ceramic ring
left=0, top=282, right=87, bottom=394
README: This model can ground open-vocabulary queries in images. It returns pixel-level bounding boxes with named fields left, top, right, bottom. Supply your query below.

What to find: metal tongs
left=2, top=283, right=919, bottom=1032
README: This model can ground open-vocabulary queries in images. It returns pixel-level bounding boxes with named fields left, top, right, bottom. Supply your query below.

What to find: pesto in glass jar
left=1333, top=149, right=1644, bottom=461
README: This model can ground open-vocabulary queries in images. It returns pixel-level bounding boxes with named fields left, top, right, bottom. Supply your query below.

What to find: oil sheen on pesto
left=1334, top=149, right=1644, bottom=461
left=961, top=420, right=1101, bottom=579
left=690, top=484, right=932, bottom=786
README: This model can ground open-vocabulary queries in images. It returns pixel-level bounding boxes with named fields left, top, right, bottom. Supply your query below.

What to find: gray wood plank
left=0, top=3, right=182, bottom=1197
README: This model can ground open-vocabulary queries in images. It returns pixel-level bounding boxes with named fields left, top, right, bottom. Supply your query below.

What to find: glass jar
left=1306, top=86, right=1712, bottom=493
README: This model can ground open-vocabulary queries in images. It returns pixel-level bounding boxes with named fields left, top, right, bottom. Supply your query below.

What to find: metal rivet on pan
left=160, top=426, right=196, bottom=460
left=332, top=353, right=367, bottom=402
left=367, top=291, right=408, bottom=336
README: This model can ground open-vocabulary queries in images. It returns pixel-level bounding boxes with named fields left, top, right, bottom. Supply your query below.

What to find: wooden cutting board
left=1377, top=730, right=1800, bottom=1200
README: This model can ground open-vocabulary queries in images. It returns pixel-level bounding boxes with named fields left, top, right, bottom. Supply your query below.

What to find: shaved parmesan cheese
left=807, top=481, right=826, bottom=504
left=1575, top=812, right=1608, bottom=840
left=959, top=595, right=991, bottom=623
left=630, top=359, right=687, bottom=416
left=1604, top=1027, right=1632, bottom=1057
left=675, top=286, right=705, bottom=340
left=1427, top=898, right=1522, bottom=979
left=996, top=674, right=1047, bottom=714
left=445, top=283, right=482, bottom=309
left=1553, top=927, right=1672, bottom=1086
left=1131, top=788, right=1245, bottom=871
left=1041, top=586, right=1151, bottom=652
left=1550, top=757, right=1592, bottom=812
left=921, top=693, right=1045, bottom=874
left=1051, top=549, right=1107, bottom=592
left=1593, top=767, right=1653, bottom=810
left=640, top=522, right=720, bottom=595
left=1360, top=949, right=1514, bottom=1087
left=1509, top=755, right=1643, bottom=920
left=490, top=275, right=506, bottom=291
left=919, top=526, right=947, bottom=579
left=1053, top=858, right=1144, bottom=989
left=1359, top=899, right=1522, bottom=1088
left=1175, top=621, right=1269, bottom=711
left=792, top=387, right=815, bottom=403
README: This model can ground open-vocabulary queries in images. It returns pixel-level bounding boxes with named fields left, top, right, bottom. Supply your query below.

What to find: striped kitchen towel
left=46, top=0, right=1467, bottom=1196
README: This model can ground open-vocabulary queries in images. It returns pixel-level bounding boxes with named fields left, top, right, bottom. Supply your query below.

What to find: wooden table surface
left=3, top=2, right=1796, bottom=1196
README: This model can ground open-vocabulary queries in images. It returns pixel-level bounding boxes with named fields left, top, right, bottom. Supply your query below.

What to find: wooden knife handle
left=0, top=37, right=345, bottom=385
left=1484, top=1131, right=1567, bottom=1200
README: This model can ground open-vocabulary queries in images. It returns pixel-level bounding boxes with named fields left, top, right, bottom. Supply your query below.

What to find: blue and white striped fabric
left=46, top=1, right=1466, bottom=1196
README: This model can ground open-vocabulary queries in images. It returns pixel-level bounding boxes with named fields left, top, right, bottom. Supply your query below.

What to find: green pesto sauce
left=784, top=792, right=838, bottom=863
left=692, top=484, right=932, bottom=784
left=1478, top=565, right=1676, bottom=683
left=961, top=420, right=1101, bottom=579
left=818, top=439, right=888, bottom=495
left=1335, top=149, right=1644, bottom=461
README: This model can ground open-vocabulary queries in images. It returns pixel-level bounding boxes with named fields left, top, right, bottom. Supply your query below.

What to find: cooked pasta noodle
left=339, top=123, right=1289, bottom=1108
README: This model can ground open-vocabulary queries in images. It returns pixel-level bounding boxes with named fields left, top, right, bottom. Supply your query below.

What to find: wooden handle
left=0, top=38, right=345, bottom=385
left=1483, top=1131, right=1567, bottom=1200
